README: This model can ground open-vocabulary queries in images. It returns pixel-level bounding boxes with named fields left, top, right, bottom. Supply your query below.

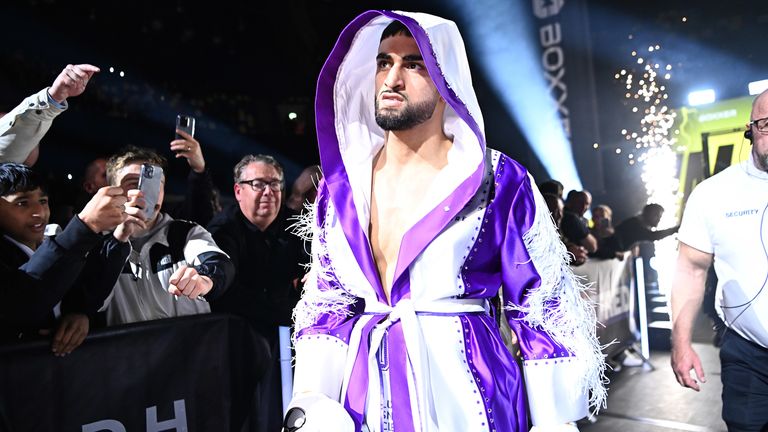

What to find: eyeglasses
left=749, top=116, right=768, bottom=133
left=238, top=178, right=283, bottom=192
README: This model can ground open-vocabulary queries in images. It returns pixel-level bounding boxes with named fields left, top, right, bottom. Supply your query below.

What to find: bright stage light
left=448, top=0, right=582, bottom=190
left=687, top=89, right=715, bottom=106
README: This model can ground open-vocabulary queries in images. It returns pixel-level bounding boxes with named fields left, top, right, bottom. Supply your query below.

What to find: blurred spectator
left=0, top=162, right=126, bottom=354
left=88, top=147, right=234, bottom=326
left=588, top=204, right=625, bottom=261
left=538, top=179, right=564, bottom=199
left=82, top=158, right=109, bottom=195
left=543, top=192, right=587, bottom=266
left=71, top=157, right=109, bottom=214
left=590, top=204, right=614, bottom=239
left=0, top=64, right=99, bottom=165
left=207, top=154, right=308, bottom=432
left=561, top=190, right=598, bottom=253
left=613, top=203, right=679, bottom=251
left=285, top=164, right=322, bottom=212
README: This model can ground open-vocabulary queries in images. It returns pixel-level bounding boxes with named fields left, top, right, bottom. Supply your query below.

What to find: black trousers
left=720, top=330, right=768, bottom=432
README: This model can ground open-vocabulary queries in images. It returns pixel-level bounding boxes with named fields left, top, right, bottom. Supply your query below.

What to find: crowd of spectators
left=0, top=63, right=318, bottom=430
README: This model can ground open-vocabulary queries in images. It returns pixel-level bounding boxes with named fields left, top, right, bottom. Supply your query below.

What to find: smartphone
left=175, top=114, right=196, bottom=140
left=137, top=163, right=163, bottom=220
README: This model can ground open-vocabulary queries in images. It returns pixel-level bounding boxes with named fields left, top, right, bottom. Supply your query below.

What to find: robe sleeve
left=501, top=173, right=606, bottom=426
left=291, top=180, right=360, bottom=401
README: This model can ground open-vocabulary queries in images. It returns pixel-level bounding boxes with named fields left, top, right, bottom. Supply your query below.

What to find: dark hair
left=233, top=154, right=284, bottom=183
left=539, top=179, right=564, bottom=197
left=106, top=146, right=167, bottom=186
left=380, top=20, right=412, bottom=41
left=0, top=163, right=47, bottom=197
left=642, top=203, right=664, bottom=216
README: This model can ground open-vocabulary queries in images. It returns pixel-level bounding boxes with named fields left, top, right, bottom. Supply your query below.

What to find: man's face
left=751, top=93, right=768, bottom=172
left=0, top=188, right=50, bottom=249
left=374, top=34, right=442, bottom=131
left=235, top=162, right=283, bottom=229
left=83, top=158, right=108, bottom=194
left=114, top=162, right=165, bottom=223
left=645, top=209, right=663, bottom=228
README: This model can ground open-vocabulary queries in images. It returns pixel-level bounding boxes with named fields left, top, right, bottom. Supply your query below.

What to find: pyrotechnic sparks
left=614, top=44, right=682, bottom=293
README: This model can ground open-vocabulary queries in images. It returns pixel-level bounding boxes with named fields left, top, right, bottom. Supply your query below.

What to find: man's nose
left=384, top=64, right=404, bottom=90
left=30, top=202, right=45, bottom=217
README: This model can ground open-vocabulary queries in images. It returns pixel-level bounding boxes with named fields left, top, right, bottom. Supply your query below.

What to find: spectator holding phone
left=0, top=64, right=99, bottom=165
left=162, top=123, right=216, bottom=226
left=0, top=162, right=127, bottom=354
left=83, top=147, right=234, bottom=326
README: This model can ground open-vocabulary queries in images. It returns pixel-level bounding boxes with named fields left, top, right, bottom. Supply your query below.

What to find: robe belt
left=347, top=298, right=487, bottom=431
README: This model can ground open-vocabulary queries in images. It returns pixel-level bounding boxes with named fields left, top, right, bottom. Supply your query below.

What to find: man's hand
left=566, top=243, right=588, bottom=266
left=113, top=189, right=148, bottom=242
left=171, top=129, right=206, bottom=173
left=168, top=266, right=213, bottom=299
left=48, top=64, right=100, bottom=103
left=78, top=186, right=127, bottom=233
left=671, top=342, right=706, bottom=391
left=51, top=313, right=89, bottom=357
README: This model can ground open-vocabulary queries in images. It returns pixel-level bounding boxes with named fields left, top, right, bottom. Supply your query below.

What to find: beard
left=375, top=92, right=440, bottom=131
left=753, top=147, right=768, bottom=172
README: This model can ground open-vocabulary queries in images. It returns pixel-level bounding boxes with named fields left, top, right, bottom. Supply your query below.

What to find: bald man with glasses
left=672, top=89, right=768, bottom=431
left=207, top=154, right=310, bottom=431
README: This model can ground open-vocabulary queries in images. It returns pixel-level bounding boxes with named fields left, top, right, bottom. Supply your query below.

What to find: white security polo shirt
left=678, top=155, right=768, bottom=348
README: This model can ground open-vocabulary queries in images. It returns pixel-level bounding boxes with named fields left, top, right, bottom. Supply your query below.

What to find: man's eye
left=14, top=201, right=27, bottom=207
left=377, top=60, right=391, bottom=69
left=406, top=62, right=424, bottom=70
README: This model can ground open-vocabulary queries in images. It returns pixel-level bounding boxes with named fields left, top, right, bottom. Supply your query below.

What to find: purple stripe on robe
left=344, top=316, right=384, bottom=431
left=378, top=11, right=488, bottom=301
left=387, top=322, right=416, bottom=432
left=314, top=10, right=387, bottom=303
left=461, top=314, right=528, bottom=431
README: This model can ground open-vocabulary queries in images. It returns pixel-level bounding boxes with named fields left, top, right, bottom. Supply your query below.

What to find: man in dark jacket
left=207, top=154, right=308, bottom=432
left=0, top=163, right=127, bottom=352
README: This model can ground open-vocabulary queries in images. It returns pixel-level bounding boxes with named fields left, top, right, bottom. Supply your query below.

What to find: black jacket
left=207, top=204, right=308, bottom=342
left=0, top=217, right=115, bottom=342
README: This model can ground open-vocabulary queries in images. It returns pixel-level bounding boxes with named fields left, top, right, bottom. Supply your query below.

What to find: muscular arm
left=670, top=242, right=713, bottom=391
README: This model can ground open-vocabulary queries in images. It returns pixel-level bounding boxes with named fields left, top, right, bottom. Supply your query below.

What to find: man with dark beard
left=285, top=12, right=605, bottom=432
left=671, top=89, right=768, bottom=431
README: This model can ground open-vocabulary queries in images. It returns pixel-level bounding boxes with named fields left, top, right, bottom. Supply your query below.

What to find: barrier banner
left=572, top=255, right=636, bottom=359
left=0, top=314, right=270, bottom=432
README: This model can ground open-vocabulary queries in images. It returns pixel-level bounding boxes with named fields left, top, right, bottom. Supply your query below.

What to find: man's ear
left=233, top=183, right=241, bottom=201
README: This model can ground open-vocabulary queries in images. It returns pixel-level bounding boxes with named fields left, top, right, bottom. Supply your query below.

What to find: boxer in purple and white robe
left=287, top=10, right=606, bottom=432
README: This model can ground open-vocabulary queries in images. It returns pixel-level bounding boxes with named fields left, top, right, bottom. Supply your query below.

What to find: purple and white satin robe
left=291, top=10, right=606, bottom=432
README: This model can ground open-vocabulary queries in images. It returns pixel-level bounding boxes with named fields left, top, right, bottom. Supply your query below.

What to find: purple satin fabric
left=387, top=322, right=416, bottom=432
left=462, top=314, right=528, bottom=431
left=344, top=316, right=382, bottom=431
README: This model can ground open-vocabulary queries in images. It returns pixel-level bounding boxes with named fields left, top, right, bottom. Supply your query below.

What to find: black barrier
left=0, top=314, right=271, bottom=432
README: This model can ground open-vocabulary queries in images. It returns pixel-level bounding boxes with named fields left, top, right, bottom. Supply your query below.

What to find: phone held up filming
left=175, top=114, right=196, bottom=140
left=138, top=163, right=163, bottom=220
